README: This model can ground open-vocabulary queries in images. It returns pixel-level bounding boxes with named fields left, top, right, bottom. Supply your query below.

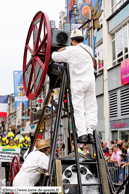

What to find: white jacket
left=13, top=151, right=49, bottom=187
left=52, top=43, right=94, bottom=90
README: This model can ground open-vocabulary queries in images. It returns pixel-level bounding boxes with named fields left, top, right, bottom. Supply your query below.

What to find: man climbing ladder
left=52, top=29, right=98, bottom=143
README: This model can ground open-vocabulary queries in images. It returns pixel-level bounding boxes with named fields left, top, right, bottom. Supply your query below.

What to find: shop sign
left=108, top=3, right=129, bottom=32
left=96, top=28, right=103, bottom=43
left=110, top=119, right=129, bottom=129
left=121, top=59, right=129, bottom=85
left=0, top=146, right=20, bottom=162
left=21, top=116, right=30, bottom=120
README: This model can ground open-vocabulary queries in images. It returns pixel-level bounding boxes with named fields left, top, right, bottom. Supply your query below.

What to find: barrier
left=107, top=161, right=129, bottom=185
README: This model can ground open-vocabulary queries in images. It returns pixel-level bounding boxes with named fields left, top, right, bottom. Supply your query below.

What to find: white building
left=95, top=0, right=129, bottom=144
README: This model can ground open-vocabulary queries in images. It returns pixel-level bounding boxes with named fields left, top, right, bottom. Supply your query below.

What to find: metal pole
left=46, top=69, right=66, bottom=186
left=94, top=130, right=105, bottom=194
left=88, top=9, right=91, bottom=47
left=66, top=64, right=83, bottom=194
left=28, top=88, right=52, bottom=154
left=50, top=95, right=53, bottom=154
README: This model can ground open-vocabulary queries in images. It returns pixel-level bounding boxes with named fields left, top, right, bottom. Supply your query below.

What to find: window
left=112, top=23, right=129, bottom=66
left=119, top=130, right=129, bottom=141
left=109, top=85, right=129, bottom=119
left=109, top=91, right=118, bottom=118
left=120, top=87, right=129, bottom=116
left=112, top=130, right=118, bottom=141
left=95, top=43, right=104, bottom=75
left=111, top=0, right=127, bottom=13
left=98, top=132, right=105, bottom=142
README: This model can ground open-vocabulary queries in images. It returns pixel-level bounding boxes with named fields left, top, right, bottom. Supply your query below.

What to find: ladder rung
left=63, top=183, right=101, bottom=186
left=80, top=162, right=98, bottom=165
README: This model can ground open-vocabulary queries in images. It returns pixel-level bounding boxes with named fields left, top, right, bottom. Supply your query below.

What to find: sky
left=0, top=0, right=65, bottom=95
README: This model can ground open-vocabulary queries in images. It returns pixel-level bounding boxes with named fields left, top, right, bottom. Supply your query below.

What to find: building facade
left=95, top=0, right=129, bottom=144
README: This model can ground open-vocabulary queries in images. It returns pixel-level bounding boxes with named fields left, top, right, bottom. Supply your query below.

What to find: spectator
left=117, top=144, right=122, bottom=151
left=101, top=141, right=104, bottom=148
left=110, top=145, right=121, bottom=166
left=83, top=146, right=91, bottom=157
left=123, top=139, right=127, bottom=143
left=62, top=142, right=65, bottom=151
left=117, top=154, right=126, bottom=185
left=100, top=137, right=103, bottom=143
left=122, top=143, right=128, bottom=150
left=77, top=143, right=83, bottom=154
left=71, top=141, right=74, bottom=152
left=106, top=148, right=113, bottom=163
left=110, top=145, right=121, bottom=182
left=80, top=144, right=83, bottom=151
left=121, top=147, right=128, bottom=162
left=119, top=140, right=122, bottom=145
left=128, top=142, right=129, bottom=152
left=114, top=139, right=117, bottom=145
left=110, top=140, right=114, bottom=147
left=103, top=142, right=109, bottom=154
left=122, top=147, right=129, bottom=168
left=103, top=148, right=109, bottom=158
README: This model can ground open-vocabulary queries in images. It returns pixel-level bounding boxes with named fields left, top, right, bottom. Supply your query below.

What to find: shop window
left=95, top=43, right=104, bottom=75
left=112, top=130, right=118, bottom=141
left=119, top=130, right=129, bottom=141
left=109, top=91, right=118, bottom=118
left=112, top=22, right=129, bottom=66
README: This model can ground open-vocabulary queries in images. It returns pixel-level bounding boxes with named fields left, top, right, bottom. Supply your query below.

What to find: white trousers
left=13, top=171, right=34, bottom=194
left=71, top=76, right=98, bottom=137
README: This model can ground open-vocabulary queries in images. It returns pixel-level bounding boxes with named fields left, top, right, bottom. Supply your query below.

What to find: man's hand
left=57, top=47, right=66, bottom=52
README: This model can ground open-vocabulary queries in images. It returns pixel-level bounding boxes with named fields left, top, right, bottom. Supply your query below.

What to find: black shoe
left=77, top=135, right=88, bottom=143
left=88, top=134, right=95, bottom=143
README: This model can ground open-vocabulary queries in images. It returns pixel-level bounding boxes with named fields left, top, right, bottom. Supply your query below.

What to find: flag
left=0, top=95, right=8, bottom=119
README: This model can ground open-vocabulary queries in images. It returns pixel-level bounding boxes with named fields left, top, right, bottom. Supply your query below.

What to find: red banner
left=121, top=59, right=129, bottom=85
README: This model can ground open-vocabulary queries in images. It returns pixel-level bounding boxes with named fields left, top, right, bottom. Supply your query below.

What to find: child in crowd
left=118, top=154, right=126, bottom=185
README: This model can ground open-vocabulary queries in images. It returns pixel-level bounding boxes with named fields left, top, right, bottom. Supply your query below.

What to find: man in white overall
left=13, top=140, right=50, bottom=192
left=52, top=29, right=98, bottom=143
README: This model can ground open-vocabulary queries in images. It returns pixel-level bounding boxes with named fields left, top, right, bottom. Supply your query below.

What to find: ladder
left=29, top=62, right=116, bottom=194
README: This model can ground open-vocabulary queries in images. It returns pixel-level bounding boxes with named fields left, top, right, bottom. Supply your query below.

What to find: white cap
left=70, top=29, right=83, bottom=38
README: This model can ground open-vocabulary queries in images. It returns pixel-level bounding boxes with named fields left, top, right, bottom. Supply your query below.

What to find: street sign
left=0, top=146, right=20, bottom=162
left=21, top=116, right=30, bottom=120
left=38, top=98, right=43, bottom=104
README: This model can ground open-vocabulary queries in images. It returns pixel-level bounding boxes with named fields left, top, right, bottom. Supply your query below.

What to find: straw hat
left=37, top=140, right=50, bottom=150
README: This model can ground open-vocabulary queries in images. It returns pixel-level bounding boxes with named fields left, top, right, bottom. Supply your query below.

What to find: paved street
left=0, top=162, right=5, bottom=190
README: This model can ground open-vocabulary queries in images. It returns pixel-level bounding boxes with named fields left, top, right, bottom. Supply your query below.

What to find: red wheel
left=10, top=156, right=20, bottom=186
left=23, top=11, right=51, bottom=100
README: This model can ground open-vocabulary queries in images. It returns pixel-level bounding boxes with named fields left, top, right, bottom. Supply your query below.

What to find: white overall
left=52, top=43, right=98, bottom=137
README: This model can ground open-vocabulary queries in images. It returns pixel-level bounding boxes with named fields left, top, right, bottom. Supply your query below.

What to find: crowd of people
left=101, top=138, right=129, bottom=185
left=0, top=132, right=31, bottom=148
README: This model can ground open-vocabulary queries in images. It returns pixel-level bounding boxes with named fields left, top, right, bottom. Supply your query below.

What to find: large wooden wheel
left=10, top=156, right=20, bottom=186
left=23, top=11, right=51, bottom=100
